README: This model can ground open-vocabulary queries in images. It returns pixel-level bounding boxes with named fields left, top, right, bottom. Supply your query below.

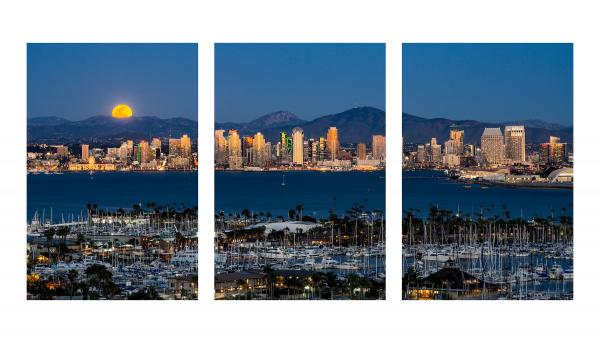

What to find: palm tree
left=67, top=269, right=78, bottom=299
left=43, top=228, right=55, bottom=261
left=262, top=265, right=276, bottom=299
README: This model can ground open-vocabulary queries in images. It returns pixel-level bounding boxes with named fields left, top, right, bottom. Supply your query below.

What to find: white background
left=0, top=0, right=598, bottom=342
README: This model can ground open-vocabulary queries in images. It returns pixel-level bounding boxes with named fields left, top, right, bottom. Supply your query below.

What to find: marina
left=27, top=204, right=198, bottom=300
left=402, top=170, right=573, bottom=300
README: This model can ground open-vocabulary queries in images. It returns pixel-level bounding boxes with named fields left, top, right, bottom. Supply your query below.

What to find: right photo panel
left=402, top=43, right=573, bottom=300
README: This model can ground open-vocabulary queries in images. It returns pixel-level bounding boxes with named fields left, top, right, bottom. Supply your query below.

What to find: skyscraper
left=253, top=132, right=267, bottom=167
left=540, top=136, right=566, bottom=165
left=481, top=127, right=504, bottom=164
left=180, top=134, right=192, bottom=158
left=227, top=129, right=242, bottom=169
left=169, top=138, right=180, bottom=156
left=504, top=125, right=526, bottom=162
left=327, top=127, right=339, bottom=161
left=372, top=135, right=386, bottom=160
left=214, top=130, right=227, bottom=165
left=292, top=127, right=304, bottom=165
left=81, top=144, right=89, bottom=161
left=357, top=143, right=367, bottom=160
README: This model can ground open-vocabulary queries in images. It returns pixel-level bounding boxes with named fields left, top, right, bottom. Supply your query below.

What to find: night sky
left=215, top=43, right=386, bottom=122
left=403, top=43, right=573, bottom=126
left=28, top=43, right=198, bottom=120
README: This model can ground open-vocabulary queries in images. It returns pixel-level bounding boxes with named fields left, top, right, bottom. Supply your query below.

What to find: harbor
left=27, top=205, right=198, bottom=300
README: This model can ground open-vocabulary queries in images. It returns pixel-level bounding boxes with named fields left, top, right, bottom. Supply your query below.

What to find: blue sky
left=403, top=43, right=573, bottom=126
left=28, top=43, right=198, bottom=120
left=215, top=43, right=386, bottom=122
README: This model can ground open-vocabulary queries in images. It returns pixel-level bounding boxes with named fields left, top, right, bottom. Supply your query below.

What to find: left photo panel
left=26, top=43, right=198, bottom=300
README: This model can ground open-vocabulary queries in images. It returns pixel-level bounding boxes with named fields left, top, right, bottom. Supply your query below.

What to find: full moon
left=112, top=104, right=133, bottom=119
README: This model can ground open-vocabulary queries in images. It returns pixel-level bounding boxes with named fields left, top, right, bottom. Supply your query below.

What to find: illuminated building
left=227, top=129, right=243, bottom=169
left=372, top=135, right=386, bottom=160
left=292, top=127, right=304, bottom=165
left=169, top=138, right=180, bottom=156
left=214, top=130, right=228, bottom=165
left=253, top=132, right=267, bottom=167
left=327, top=127, right=339, bottom=160
left=540, top=136, right=567, bottom=165
left=504, top=126, right=526, bottom=162
left=56, top=145, right=69, bottom=158
left=180, top=134, right=192, bottom=158
left=481, top=128, right=504, bottom=164
left=357, top=143, right=367, bottom=160
left=81, top=144, right=89, bottom=161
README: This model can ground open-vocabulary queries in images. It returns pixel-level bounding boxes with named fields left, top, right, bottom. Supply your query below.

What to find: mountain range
left=402, top=113, right=573, bottom=145
left=216, top=106, right=386, bottom=144
left=27, top=115, right=198, bottom=144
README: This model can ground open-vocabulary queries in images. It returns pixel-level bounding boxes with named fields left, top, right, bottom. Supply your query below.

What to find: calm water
left=27, top=172, right=198, bottom=222
left=215, top=171, right=385, bottom=219
left=403, top=170, right=573, bottom=218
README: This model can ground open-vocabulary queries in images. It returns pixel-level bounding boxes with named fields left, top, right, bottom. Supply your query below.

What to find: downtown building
left=480, top=127, right=505, bottom=165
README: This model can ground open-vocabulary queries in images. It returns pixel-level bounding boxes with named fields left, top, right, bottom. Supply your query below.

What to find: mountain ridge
left=216, top=106, right=385, bottom=144
left=402, top=113, right=573, bottom=145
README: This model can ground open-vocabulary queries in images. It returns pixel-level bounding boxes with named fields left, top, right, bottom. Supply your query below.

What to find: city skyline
left=28, top=43, right=198, bottom=120
left=215, top=43, right=385, bottom=122
left=403, top=43, right=573, bottom=126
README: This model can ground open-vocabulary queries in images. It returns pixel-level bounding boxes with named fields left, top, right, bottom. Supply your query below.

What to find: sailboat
left=281, top=174, right=286, bottom=186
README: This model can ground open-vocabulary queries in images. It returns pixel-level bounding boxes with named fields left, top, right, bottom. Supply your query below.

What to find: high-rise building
left=252, top=132, right=267, bottom=167
left=56, top=145, right=69, bottom=158
left=481, top=127, right=504, bottom=164
left=416, top=145, right=426, bottom=163
left=151, top=138, right=162, bottom=156
left=372, top=135, right=386, bottom=160
left=81, top=144, right=89, bottom=161
left=180, top=134, right=192, bottom=158
left=119, top=142, right=129, bottom=161
left=357, top=143, right=367, bottom=160
left=214, top=130, right=227, bottom=165
left=450, top=129, right=464, bottom=149
left=169, top=138, right=180, bottom=156
left=327, top=127, right=339, bottom=161
left=430, top=138, right=442, bottom=164
left=292, top=127, right=304, bottom=165
left=227, top=130, right=242, bottom=169
left=540, top=136, right=566, bottom=165
left=504, top=125, right=526, bottom=162
left=137, top=140, right=151, bottom=163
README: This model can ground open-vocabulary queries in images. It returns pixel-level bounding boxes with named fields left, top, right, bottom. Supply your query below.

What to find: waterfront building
left=319, top=137, right=327, bottom=161
left=227, top=129, right=243, bottom=169
left=540, top=136, right=567, bottom=165
left=463, top=144, right=475, bottom=157
left=357, top=143, right=367, bottom=160
left=215, top=130, right=228, bottom=165
left=449, top=129, right=464, bottom=151
left=443, top=154, right=461, bottom=168
left=372, top=135, right=386, bottom=160
left=327, top=127, right=339, bottom=160
left=310, top=139, right=318, bottom=164
left=180, top=134, right=192, bottom=158
left=416, top=145, right=426, bottom=164
left=504, top=125, right=526, bottom=162
left=151, top=138, right=162, bottom=154
left=68, top=156, right=116, bottom=171
left=136, top=140, right=151, bottom=164
left=169, top=138, right=180, bottom=157
left=242, top=136, right=254, bottom=166
left=119, top=142, right=129, bottom=161
left=292, top=127, right=304, bottom=165
left=81, top=144, right=89, bottom=161
left=252, top=132, right=267, bottom=167
left=430, top=138, right=442, bottom=164
left=56, top=145, right=69, bottom=158
left=481, top=128, right=504, bottom=165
